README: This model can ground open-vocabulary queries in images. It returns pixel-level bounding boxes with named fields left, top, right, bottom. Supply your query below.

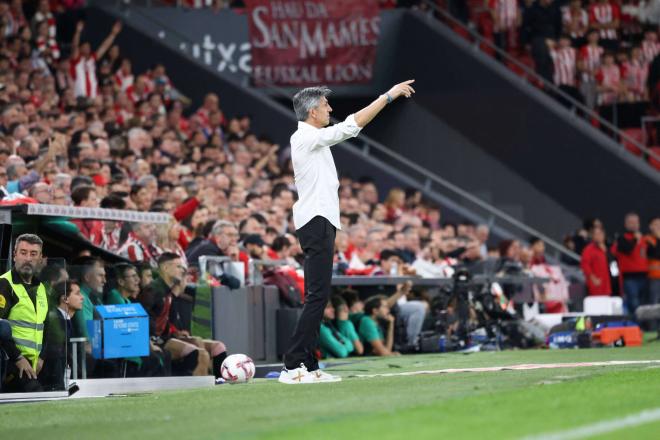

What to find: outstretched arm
left=71, top=21, right=84, bottom=59
left=95, top=21, right=122, bottom=60
left=354, top=80, right=415, bottom=128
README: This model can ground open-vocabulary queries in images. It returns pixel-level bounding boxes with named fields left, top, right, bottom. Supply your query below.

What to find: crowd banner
left=245, top=0, right=381, bottom=86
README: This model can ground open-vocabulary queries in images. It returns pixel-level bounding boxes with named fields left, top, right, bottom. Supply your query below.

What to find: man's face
left=161, top=258, right=185, bottom=283
left=65, top=283, right=84, bottom=311
left=359, top=183, right=378, bottom=204
left=244, top=218, right=266, bottom=236
left=274, top=191, right=294, bottom=210
left=81, top=190, right=100, bottom=208
left=393, top=233, right=406, bottom=249
left=532, top=241, right=545, bottom=256
left=381, top=256, right=401, bottom=274
left=85, top=263, right=106, bottom=294
left=323, top=302, right=335, bottom=320
left=625, top=214, right=640, bottom=232
left=311, top=96, right=332, bottom=127
left=119, top=268, right=140, bottom=295
left=649, top=219, right=660, bottom=236
left=134, top=223, right=155, bottom=241
left=216, top=226, right=239, bottom=251
left=375, top=300, right=390, bottom=319
left=592, top=227, right=606, bottom=244
left=14, top=241, right=42, bottom=278
left=140, top=268, right=153, bottom=288
left=32, top=183, right=52, bottom=204
left=247, top=243, right=264, bottom=259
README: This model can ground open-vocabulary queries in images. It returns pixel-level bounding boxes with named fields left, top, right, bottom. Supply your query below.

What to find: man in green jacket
left=71, top=256, right=106, bottom=339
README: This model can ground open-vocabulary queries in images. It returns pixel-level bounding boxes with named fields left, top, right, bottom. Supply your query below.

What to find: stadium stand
left=0, top=0, right=658, bottom=394
left=433, top=0, right=660, bottom=168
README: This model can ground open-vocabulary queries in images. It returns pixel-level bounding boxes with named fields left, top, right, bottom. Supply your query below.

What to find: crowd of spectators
left=443, top=1, right=659, bottom=108
left=567, top=212, right=660, bottom=320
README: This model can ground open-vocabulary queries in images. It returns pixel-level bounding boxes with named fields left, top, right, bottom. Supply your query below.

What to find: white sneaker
left=278, top=364, right=316, bottom=384
left=309, top=369, right=342, bottom=383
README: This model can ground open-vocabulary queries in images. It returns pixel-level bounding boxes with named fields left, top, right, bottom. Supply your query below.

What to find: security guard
left=0, top=233, right=48, bottom=392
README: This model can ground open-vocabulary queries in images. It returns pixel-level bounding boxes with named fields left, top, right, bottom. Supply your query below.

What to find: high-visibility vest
left=2, top=270, right=48, bottom=369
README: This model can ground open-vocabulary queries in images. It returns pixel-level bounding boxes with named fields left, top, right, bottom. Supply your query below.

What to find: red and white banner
left=245, top=0, right=380, bottom=86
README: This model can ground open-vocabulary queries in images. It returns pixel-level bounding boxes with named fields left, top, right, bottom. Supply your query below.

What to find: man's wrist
left=382, top=93, right=393, bottom=104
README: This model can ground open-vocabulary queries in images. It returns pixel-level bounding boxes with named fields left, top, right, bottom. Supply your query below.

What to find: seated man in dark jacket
left=186, top=220, right=240, bottom=288
left=140, top=252, right=228, bottom=377
left=39, top=281, right=83, bottom=391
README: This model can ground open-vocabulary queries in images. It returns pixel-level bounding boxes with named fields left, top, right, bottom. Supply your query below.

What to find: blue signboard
left=87, top=303, right=149, bottom=359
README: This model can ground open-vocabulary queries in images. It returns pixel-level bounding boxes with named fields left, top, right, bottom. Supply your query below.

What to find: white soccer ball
left=221, top=354, right=255, bottom=384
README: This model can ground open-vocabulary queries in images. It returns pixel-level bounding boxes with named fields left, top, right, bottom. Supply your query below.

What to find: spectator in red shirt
left=70, top=21, right=121, bottom=99
left=646, top=217, right=660, bottom=330
left=596, top=52, right=626, bottom=105
left=384, top=188, right=405, bottom=223
left=489, top=0, right=521, bottom=54
left=581, top=225, right=613, bottom=296
left=611, top=212, right=648, bottom=315
left=588, top=0, right=620, bottom=52
left=70, top=184, right=103, bottom=244
left=561, top=0, right=589, bottom=46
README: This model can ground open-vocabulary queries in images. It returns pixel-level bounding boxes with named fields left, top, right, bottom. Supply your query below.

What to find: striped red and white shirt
left=589, top=2, right=620, bottom=40
left=621, top=60, right=648, bottom=100
left=561, top=6, right=589, bottom=39
left=70, top=55, right=98, bottom=99
left=596, top=64, right=621, bottom=105
left=118, top=232, right=158, bottom=268
left=114, top=70, right=134, bottom=92
left=642, top=39, right=660, bottom=64
left=99, top=224, right=122, bottom=254
left=33, top=11, right=57, bottom=38
left=489, top=0, right=519, bottom=31
left=580, top=44, right=605, bottom=77
left=36, top=36, right=60, bottom=62
left=551, top=46, right=577, bottom=86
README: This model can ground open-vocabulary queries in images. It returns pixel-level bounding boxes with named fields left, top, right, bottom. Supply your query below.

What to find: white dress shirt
left=290, top=114, right=362, bottom=231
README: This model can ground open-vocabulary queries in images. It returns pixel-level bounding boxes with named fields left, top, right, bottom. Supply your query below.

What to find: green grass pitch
left=3, top=338, right=660, bottom=440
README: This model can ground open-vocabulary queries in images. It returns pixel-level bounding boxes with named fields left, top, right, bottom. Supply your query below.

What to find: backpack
left=263, top=269, right=303, bottom=308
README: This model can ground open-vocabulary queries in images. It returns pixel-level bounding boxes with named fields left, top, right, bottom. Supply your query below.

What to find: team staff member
left=279, top=79, right=416, bottom=384
left=139, top=252, right=227, bottom=377
left=0, top=234, right=48, bottom=392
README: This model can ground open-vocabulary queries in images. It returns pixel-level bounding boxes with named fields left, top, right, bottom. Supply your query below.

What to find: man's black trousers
left=283, top=216, right=335, bottom=371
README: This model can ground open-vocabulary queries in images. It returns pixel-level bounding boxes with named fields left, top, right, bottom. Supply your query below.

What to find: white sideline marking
left=520, top=407, right=660, bottom=440
left=352, top=360, right=660, bottom=378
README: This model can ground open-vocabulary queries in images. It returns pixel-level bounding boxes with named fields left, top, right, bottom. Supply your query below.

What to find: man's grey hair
left=292, top=86, right=331, bottom=122
left=6, top=163, right=19, bottom=180
left=211, top=220, right=236, bottom=237
left=52, top=173, right=72, bottom=189
left=137, top=175, right=157, bottom=186
left=14, top=233, right=43, bottom=251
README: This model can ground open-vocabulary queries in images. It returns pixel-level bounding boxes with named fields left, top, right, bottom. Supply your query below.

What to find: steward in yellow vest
left=0, top=234, right=47, bottom=393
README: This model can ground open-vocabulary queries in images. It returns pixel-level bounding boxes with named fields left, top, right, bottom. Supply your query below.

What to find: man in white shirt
left=279, top=80, right=416, bottom=384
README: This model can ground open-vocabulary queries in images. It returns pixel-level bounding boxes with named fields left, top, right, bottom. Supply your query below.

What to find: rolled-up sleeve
left=310, top=114, right=362, bottom=150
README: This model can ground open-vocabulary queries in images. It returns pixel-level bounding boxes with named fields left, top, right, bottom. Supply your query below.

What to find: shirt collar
left=57, top=307, right=71, bottom=320
left=298, top=121, right=318, bottom=131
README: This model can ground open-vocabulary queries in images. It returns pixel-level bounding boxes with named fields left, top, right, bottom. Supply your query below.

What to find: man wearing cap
left=279, top=79, right=416, bottom=384
left=0, top=234, right=48, bottom=392
left=243, top=234, right=266, bottom=260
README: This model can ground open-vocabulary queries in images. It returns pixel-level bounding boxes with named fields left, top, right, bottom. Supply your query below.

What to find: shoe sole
left=278, top=377, right=342, bottom=385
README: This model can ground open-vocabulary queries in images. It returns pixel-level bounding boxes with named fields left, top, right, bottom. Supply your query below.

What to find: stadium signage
left=246, top=0, right=380, bottom=86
